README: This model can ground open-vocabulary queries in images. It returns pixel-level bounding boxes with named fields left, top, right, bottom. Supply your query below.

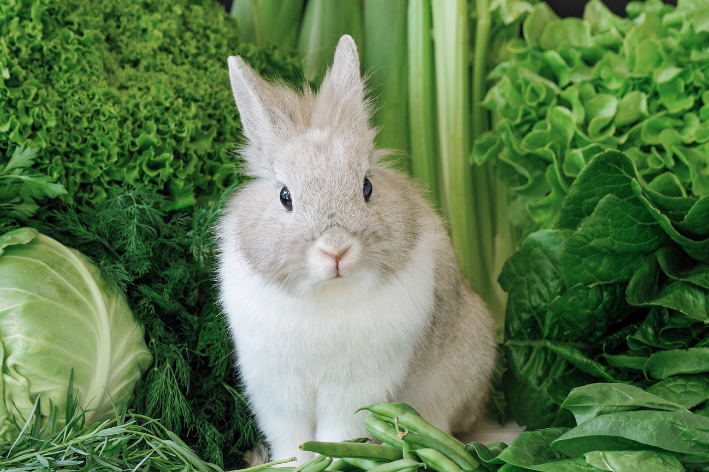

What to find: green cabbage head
left=0, top=228, right=152, bottom=438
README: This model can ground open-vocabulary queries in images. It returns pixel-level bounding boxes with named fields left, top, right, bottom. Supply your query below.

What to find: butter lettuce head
left=0, top=228, right=152, bottom=437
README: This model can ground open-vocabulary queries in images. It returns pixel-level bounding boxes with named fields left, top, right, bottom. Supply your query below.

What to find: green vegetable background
left=2, top=0, right=709, bottom=470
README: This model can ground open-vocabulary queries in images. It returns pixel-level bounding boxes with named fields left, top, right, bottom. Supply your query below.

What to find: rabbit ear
left=325, top=35, right=362, bottom=93
left=228, top=56, right=285, bottom=149
left=316, top=35, right=371, bottom=129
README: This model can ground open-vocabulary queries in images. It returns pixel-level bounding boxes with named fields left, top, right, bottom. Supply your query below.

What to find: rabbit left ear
left=228, top=56, right=291, bottom=149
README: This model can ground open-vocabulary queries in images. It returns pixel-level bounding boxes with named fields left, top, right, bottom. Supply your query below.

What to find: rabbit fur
left=217, top=35, right=496, bottom=465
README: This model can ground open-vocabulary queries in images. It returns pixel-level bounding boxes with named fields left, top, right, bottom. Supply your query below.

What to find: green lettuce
left=0, top=0, right=303, bottom=210
left=474, top=0, right=709, bottom=233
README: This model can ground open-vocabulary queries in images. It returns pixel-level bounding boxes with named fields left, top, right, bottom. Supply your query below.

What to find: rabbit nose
left=318, top=241, right=352, bottom=261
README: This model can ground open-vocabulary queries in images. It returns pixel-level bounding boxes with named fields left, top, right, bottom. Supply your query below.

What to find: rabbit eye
left=280, top=186, right=293, bottom=211
left=363, top=177, right=372, bottom=202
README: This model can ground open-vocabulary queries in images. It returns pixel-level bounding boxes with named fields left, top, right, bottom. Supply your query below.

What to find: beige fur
left=217, top=35, right=496, bottom=464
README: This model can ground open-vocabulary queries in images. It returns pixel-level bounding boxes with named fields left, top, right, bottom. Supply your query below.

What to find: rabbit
left=216, top=35, right=497, bottom=465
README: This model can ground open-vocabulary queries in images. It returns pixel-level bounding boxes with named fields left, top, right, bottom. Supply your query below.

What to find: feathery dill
left=3, top=375, right=224, bottom=472
left=43, top=183, right=260, bottom=469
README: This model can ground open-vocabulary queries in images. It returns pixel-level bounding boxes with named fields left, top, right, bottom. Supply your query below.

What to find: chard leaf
left=561, top=383, right=688, bottom=425
left=644, top=348, right=709, bottom=380
left=647, top=375, right=709, bottom=409
left=551, top=410, right=709, bottom=459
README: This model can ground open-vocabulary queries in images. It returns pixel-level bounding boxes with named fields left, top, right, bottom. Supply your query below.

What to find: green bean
left=366, top=459, right=422, bottom=472
left=403, top=433, right=475, bottom=471
left=414, top=448, right=462, bottom=472
left=297, top=454, right=329, bottom=472
left=300, top=442, right=402, bottom=462
left=391, top=403, right=421, bottom=417
left=364, top=414, right=404, bottom=450
left=359, top=404, right=477, bottom=468
left=326, top=459, right=362, bottom=472
left=301, top=457, right=332, bottom=472
left=344, top=438, right=369, bottom=444
left=342, top=458, right=386, bottom=470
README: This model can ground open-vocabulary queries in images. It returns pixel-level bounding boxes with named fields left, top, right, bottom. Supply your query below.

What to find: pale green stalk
left=431, top=0, right=484, bottom=290
left=231, top=0, right=304, bottom=49
left=407, top=0, right=439, bottom=204
left=471, top=0, right=516, bottom=328
left=297, top=0, right=364, bottom=84
left=470, top=0, right=500, bottom=320
left=364, top=0, right=410, bottom=172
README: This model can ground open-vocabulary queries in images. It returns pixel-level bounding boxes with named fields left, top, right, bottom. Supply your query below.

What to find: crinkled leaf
left=627, top=254, right=709, bottom=321
left=559, top=194, right=668, bottom=287
left=555, top=151, right=638, bottom=230
left=544, top=284, right=629, bottom=343
left=627, top=307, right=703, bottom=351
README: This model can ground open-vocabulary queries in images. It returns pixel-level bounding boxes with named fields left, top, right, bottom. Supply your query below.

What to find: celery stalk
left=364, top=0, right=410, bottom=172
left=431, top=0, right=485, bottom=292
left=230, top=0, right=304, bottom=49
left=297, top=0, right=364, bottom=84
left=407, top=0, right=439, bottom=204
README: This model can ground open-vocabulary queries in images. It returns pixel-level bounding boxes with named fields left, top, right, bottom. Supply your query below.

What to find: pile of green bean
left=252, top=403, right=481, bottom=472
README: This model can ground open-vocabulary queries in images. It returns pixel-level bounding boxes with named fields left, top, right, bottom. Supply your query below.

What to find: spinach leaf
left=551, top=410, right=709, bottom=459
left=561, top=384, right=688, bottom=425
left=583, top=451, right=684, bottom=472
left=644, top=348, right=709, bottom=380
left=647, top=375, right=709, bottom=409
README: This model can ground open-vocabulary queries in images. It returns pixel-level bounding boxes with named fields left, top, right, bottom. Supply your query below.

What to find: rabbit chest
left=220, top=235, right=437, bottom=391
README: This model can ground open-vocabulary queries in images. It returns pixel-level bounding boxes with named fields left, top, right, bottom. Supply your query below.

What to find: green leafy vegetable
left=561, top=383, right=688, bottom=425
left=1, top=0, right=303, bottom=209
left=43, top=186, right=258, bottom=468
left=0, top=227, right=152, bottom=439
left=1, top=379, right=224, bottom=472
left=498, top=150, right=709, bottom=428
left=0, top=146, right=66, bottom=231
left=475, top=0, right=709, bottom=234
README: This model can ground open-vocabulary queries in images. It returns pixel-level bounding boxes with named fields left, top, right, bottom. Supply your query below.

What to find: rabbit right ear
left=228, top=56, right=290, bottom=155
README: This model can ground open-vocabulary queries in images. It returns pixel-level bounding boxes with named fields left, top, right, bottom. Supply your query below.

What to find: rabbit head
left=223, top=35, right=424, bottom=298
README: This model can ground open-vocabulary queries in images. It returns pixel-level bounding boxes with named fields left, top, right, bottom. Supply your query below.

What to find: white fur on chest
left=218, top=233, right=436, bottom=399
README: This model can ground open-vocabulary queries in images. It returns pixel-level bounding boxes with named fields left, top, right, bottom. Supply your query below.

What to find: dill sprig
left=42, top=183, right=261, bottom=469
left=3, top=373, right=223, bottom=472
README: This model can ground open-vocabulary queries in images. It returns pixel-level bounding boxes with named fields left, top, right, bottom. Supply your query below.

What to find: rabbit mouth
left=308, top=229, right=362, bottom=282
